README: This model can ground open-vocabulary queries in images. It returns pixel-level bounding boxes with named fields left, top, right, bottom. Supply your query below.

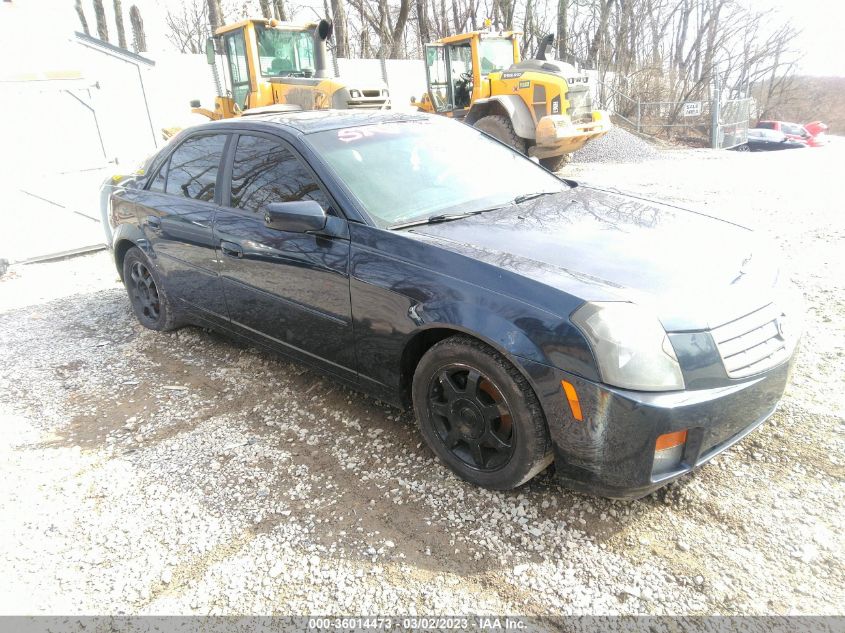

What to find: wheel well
left=114, top=239, right=135, bottom=280
left=466, top=101, right=505, bottom=127
left=399, top=328, right=462, bottom=405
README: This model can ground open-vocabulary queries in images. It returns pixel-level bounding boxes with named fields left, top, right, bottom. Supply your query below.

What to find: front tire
left=412, top=335, right=552, bottom=490
left=474, top=115, right=527, bottom=154
left=539, top=153, right=570, bottom=172
left=122, top=246, right=181, bottom=331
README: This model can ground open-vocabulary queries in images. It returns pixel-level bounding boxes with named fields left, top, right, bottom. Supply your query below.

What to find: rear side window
left=757, top=121, right=775, bottom=130
left=166, top=134, right=227, bottom=201
left=229, top=134, right=330, bottom=213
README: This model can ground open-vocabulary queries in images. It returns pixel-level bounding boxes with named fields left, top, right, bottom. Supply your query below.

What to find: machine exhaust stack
left=313, top=19, right=333, bottom=78
left=536, top=33, right=555, bottom=61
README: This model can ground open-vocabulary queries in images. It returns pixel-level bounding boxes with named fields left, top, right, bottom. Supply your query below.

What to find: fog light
left=652, top=430, right=687, bottom=476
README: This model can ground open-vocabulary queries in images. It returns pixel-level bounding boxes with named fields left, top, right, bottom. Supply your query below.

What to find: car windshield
left=479, top=38, right=514, bottom=75
left=306, top=117, right=568, bottom=228
left=256, top=25, right=315, bottom=77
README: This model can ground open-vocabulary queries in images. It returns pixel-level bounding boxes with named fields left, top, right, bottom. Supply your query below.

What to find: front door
left=425, top=44, right=452, bottom=112
left=224, top=28, right=251, bottom=109
left=214, top=133, right=355, bottom=375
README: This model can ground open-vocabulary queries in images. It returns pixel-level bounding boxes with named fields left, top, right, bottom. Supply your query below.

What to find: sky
left=751, top=0, right=845, bottom=77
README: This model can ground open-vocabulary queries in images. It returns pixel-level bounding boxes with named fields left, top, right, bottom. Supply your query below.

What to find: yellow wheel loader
left=192, top=18, right=390, bottom=120
left=414, top=26, right=609, bottom=170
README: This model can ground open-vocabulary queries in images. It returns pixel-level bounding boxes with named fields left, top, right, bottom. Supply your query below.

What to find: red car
left=756, top=120, right=827, bottom=147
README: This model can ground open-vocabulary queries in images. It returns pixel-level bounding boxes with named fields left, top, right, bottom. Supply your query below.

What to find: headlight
left=349, top=89, right=361, bottom=99
left=571, top=302, right=685, bottom=391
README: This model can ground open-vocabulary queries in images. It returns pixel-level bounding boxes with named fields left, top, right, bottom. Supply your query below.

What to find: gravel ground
left=0, top=140, right=843, bottom=619
left=572, top=127, right=661, bottom=163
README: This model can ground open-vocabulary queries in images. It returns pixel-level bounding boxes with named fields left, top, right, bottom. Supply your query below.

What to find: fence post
left=711, top=75, right=721, bottom=149
left=636, top=100, right=641, bottom=134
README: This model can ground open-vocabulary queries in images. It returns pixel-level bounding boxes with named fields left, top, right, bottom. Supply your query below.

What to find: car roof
left=195, top=109, right=433, bottom=135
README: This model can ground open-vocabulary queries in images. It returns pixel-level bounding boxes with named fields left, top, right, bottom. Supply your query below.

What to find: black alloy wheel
left=412, top=335, right=552, bottom=490
left=129, top=260, right=161, bottom=324
left=427, top=364, right=515, bottom=471
left=122, top=246, right=181, bottom=331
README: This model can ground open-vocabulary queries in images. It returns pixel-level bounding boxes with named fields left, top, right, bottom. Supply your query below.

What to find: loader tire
left=539, top=153, right=570, bottom=172
left=474, top=115, right=527, bottom=154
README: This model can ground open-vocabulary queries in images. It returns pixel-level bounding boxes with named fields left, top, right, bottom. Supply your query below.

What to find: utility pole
left=711, top=72, right=720, bottom=149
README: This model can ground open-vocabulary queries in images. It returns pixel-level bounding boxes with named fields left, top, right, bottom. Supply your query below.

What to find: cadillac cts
left=103, top=111, right=801, bottom=498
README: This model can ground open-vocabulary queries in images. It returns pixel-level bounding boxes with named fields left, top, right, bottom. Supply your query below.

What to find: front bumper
left=520, top=352, right=797, bottom=499
left=531, top=110, right=611, bottom=158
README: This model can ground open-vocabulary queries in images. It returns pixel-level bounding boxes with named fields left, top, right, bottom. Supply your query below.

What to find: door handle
left=220, top=240, right=243, bottom=258
left=145, top=215, right=161, bottom=229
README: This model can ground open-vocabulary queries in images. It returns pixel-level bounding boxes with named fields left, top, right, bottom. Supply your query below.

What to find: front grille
left=346, top=98, right=390, bottom=110
left=712, top=303, right=790, bottom=378
left=362, top=90, right=382, bottom=98
left=566, top=86, right=592, bottom=120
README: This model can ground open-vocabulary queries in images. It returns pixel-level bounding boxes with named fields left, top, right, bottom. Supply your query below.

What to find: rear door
left=213, top=132, right=356, bottom=376
left=137, top=132, right=230, bottom=321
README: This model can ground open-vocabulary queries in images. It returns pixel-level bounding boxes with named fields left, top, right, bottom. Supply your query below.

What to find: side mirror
left=189, top=99, right=201, bottom=108
left=264, top=201, right=327, bottom=233
left=205, top=37, right=216, bottom=65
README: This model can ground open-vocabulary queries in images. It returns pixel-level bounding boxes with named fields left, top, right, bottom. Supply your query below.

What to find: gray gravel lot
left=0, top=139, right=843, bottom=618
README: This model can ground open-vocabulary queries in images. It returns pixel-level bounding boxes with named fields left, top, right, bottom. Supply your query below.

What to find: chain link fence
left=598, top=83, right=752, bottom=149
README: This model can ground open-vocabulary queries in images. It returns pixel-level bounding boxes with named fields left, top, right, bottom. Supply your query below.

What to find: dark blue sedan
left=104, top=111, right=802, bottom=498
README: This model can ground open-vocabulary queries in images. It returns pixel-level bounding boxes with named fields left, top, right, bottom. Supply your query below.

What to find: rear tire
left=474, top=115, right=527, bottom=154
left=122, top=246, right=182, bottom=331
left=735, top=143, right=750, bottom=152
left=412, top=335, right=552, bottom=490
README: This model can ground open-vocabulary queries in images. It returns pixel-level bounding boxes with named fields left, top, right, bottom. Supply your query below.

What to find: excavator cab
left=193, top=18, right=390, bottom=120
left=416, top=27, right=610, bottom=171
left=422, top=33, right=517, bottom=113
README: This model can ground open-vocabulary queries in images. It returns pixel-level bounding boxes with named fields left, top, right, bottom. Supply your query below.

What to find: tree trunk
left=259, top=0, right=272, bottom=19
left=129, top=5, right=146, bottom=52
left=416, top=0, right=430, bottom=44
left=207, top=0, right=222, bottom=33
left=555, top=0, right=567, bottom=60
left=75, top=0, right=90, bottom=35
left=331, top=0, right=349, bottom=58
left=113, top=0, right=127, bottom=48
left=273, top=0, right=288, bottom=21
left=92, top=0, right=109, bottom=42
left=586, top=0, right=615, bottom=67
left=389, top=0, right=411, bottom=57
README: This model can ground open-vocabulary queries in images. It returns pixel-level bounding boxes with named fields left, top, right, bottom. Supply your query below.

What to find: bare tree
left=555, top=0, right=567, bottom=59
left=206, top=0, right=223, bottom=33
left=330, top=0, right=350, bottom=57
left=92, top=0, right=109, bottom=42
left=75, top=0, right=90, bottom=35
left=259, top=0, right=272, bottom=18
left=166, top=0, right=210, bottom=53
left=129, top=4, right=146, bottom=52
left=273, top=0, right=288, bottom=21
left=114, top=0, right=127, bottom=48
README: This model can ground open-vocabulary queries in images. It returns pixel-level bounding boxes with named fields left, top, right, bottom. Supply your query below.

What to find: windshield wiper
left=512, top=191, right=559, bottom=205
left=390, top=210, right=487, bottom=230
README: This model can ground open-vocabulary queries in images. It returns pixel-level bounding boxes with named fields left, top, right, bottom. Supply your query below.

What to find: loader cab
left=423, top=31, right=520, bottom=114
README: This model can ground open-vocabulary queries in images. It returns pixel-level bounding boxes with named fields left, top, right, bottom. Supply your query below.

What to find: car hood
left=405, top=186, right=779, bottom=331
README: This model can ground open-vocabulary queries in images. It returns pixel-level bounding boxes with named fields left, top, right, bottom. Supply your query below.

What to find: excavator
left=413, top=24, right=609, bottom=170
left=191, top=18, right=390, bottom=120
